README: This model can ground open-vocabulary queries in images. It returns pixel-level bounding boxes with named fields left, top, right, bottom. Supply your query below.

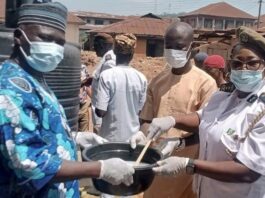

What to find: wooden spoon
left=135, top=140, right=152, bottom=166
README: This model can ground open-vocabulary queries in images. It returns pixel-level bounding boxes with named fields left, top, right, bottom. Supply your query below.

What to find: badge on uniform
left=105, top=54, right=112, bottom=61
left=247, top=94, right=258, bottom=104
left=259, top=92, right=265, bottom=104
left=220, top=82, right=235, bottom=93
left=9, top=77, right=32, bottom=93
left=226, top=128, right=235, bottom=136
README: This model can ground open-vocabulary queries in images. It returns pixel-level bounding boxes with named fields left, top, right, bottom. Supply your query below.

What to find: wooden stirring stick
left=135, top=140, right=152, bottom=166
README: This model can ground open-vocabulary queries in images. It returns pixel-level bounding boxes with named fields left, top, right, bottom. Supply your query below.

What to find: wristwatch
left=186, top=159, right=195, bottom=175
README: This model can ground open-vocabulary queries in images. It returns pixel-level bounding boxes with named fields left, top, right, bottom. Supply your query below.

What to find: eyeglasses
left=228, top=59, right=264, bottom=71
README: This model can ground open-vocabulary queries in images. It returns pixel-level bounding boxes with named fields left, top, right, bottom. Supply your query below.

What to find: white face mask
left=18, top=29, right=64, bottom=73
left=164, top=49, right=189, bottom=68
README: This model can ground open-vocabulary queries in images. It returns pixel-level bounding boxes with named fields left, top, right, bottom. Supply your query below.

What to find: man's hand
left=153, top=156, right=189, bottom=176
left=156, top=138, right=184, bottom=157
left=129, top=131, right=147, bottom=149
left=99, top=158, right=135, bottom=186
left=147, top=116, right=176, bottom=140
left=72, top=132, right=108, bottom=149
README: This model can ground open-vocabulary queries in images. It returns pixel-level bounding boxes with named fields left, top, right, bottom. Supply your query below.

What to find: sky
left=56, top=0, right=265, bottom=17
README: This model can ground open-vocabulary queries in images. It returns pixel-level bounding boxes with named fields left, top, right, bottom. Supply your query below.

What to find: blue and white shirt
left=0, top=60, right=78, bottom=197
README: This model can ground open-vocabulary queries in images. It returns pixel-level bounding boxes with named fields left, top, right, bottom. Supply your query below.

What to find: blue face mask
left=230, top=69, right=264, bottom=93
left=18, top=29, right=64, bottom=73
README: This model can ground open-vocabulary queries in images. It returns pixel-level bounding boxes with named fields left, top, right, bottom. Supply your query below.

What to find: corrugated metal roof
left=68, top=12, right=85, bottom=24
left=73, top=11, right=126, bottom=20
left=80, top=24, right=106, bottom=30
left=90, top=15, right=170, bottom=37
left=181, top=2, right=256, bottom=20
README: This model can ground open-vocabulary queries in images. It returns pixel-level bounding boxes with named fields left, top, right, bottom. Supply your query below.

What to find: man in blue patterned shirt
left=0, top=2, right=134, bottom=197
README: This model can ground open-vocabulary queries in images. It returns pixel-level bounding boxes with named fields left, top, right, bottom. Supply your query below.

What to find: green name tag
left=226, top=128, right=235, bottom=136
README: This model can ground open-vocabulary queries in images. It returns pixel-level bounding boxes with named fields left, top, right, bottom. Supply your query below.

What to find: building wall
left=181, top=16, right=255, bottom=30
left=79, top=16, right=122, bottom=26
left=65, top=23, right=80, bottom=44
left=198, top=37, right=237, bottom=61
left=135, top=38, right=147, bottom=55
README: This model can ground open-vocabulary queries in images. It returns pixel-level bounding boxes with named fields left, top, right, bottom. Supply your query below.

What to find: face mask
left=164, top=49, right=189, bottom=68
left=18, top=29, right=64, bottom=73
left=230, top=69, right=264, bottom=93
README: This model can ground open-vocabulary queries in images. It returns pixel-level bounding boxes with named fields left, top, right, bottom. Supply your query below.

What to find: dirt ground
left=81, top=51, right=167, bottom=82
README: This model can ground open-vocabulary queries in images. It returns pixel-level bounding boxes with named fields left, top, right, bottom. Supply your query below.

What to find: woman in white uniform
left=130, top=26, right=265, bottom=198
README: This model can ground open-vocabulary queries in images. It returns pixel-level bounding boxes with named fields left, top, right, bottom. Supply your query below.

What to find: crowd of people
left=1, top=1, right=265, bottom=198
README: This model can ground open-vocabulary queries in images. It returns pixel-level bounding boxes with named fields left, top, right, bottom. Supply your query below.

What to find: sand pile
left=81, top=51, right=166, bottom=81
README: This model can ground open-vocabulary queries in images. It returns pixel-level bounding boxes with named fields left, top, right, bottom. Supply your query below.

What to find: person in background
left=0, top=2, right=134, bottom=197
left=203, top=55, right=227, bottom=88
left=78, top=64, right=92, bottom=131
left=91, top=33, right=116, bottom=133
left=95, top=34, right=147, bottom=198
left=194, top=52, right=208, bottom=69
left=134, top=26, right=265, bottom=198
left=130, top=22, right=217, bottom=198
left=95, top=33, right=147, bottom=142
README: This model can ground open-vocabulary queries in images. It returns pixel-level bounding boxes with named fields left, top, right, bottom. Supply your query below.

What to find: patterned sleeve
left=0, top=92, right=62, bottom=192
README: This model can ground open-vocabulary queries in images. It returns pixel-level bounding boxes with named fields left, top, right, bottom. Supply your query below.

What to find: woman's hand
left=153, top=156, right=189, bottom=175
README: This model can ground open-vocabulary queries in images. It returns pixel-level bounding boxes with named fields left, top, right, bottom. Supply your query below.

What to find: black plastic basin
left=82, top=142, right=162, bottom=196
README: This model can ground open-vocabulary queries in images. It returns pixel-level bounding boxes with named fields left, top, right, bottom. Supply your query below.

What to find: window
left=225, top=20, right=234, bottom=29
left=245, top=21, right=253, bottom=27
left=95, top=19, right=104, bottom=25
left=189, top=18, right=196, bottom=28
left=198, top=18, right=203, bottom=29
left=86, top=19, right=91, bottom=24
left=204, top=18, right=213, bottom=29
left=236, top=20, right=243, bottom=27
left=215, top=19, right=223, bottom=30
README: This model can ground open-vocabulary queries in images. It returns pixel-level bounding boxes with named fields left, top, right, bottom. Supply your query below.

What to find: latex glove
left=72, top=132, right=108, bottom=149
left=153, top=156, right=189, bottom=176
left=157, top=138, right=182, bottom=157
left=99, top=158, right=135, bottom=186
left=147, top=116, right=176, bottom=141
left=129, top=131, right=147, bottom=149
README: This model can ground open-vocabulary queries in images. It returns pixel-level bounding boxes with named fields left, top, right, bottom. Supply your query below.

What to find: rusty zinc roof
left=181, top=2, right=256, bottom=20
left=73, top=11, right=126, bottom=20
left=67, top=12, right=85, bottom=24
left=90, top=14, right=170, bottom=38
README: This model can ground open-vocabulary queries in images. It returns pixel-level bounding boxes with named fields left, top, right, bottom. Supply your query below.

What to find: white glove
left=72, top=132, right=108, bottom=149
left=153, top=156, right=189, bottom=176
left=147, top=116, right=176, bottom=141
left=129, top=131, right=147, bottom=149
left=157, top=138, right=182, bottom=157
left=99, top=158, right=135, bottom=186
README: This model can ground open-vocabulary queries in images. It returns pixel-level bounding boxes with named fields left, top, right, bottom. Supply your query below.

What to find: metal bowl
left=82, top=142, right=162, bottom=196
